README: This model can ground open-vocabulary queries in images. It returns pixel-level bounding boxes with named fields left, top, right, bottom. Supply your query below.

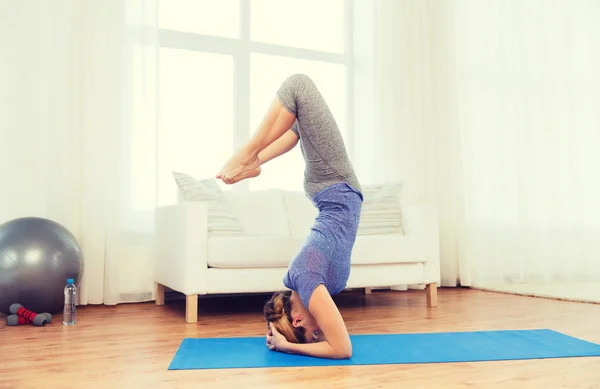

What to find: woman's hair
left=263, top=291, right=307, bottom=344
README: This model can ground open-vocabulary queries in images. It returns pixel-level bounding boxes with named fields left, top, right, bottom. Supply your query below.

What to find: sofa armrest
left=402, top=204, right=441, bottom=285
left=152, top=202, right=209, bottom=296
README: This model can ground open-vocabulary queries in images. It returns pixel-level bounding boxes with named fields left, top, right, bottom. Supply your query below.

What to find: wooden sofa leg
left=186, top=294, right=198, bottom=323
left=426, top=283, right=438, bottom=307
left=155, top=283, right=165, bottom=306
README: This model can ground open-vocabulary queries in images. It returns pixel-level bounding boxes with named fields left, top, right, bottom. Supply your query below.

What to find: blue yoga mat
left=168, top=329, right=600, bottom=370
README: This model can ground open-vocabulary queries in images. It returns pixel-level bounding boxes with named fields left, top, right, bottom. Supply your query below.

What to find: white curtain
left=0, top=0, right=159, bottom=305
left=374, top=0, right=600, bottom=298
left=373, top=0, right=465, bottom=287
left=454, top=0, right=600, bottom=293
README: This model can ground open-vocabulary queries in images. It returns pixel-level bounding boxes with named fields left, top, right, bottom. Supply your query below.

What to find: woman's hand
left=266, top=322, right=289, bottom=352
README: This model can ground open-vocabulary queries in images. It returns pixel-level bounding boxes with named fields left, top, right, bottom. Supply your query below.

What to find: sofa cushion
left=207, top=236, right=304, bottom=268
left=207, top=235, right=429, bottom=269
left=223, top=189, right=290, bottom=237
left=358, top=182, right=405, bottom=236
left=172, top=171, right=244, bottom=236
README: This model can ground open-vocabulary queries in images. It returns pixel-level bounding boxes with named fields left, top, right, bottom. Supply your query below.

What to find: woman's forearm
left=281, top=341, right=352, bottom=360
left=258, top=129, right=299, bottom=166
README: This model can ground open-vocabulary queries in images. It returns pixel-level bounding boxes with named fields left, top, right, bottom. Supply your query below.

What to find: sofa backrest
left=222, top=189, right=290, bottom=237
left=222, top=189, right=320, bottom=238
left=281, top=190, right=318, bottom=238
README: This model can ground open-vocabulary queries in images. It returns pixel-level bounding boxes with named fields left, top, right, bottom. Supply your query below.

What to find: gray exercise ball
left=0, top=217, right=84, bottom=315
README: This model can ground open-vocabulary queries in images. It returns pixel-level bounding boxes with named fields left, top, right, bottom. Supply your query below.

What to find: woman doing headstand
left=217, top=74, right=362, bottom=360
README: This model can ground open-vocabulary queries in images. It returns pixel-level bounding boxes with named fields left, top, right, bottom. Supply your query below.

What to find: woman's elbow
left=339, top=350, right=352, bottom=359
left=333, top=345, right=352, bottom=359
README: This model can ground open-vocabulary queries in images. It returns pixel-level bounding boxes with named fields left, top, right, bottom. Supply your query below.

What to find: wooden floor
left=1, top=287, right=599, bottom=389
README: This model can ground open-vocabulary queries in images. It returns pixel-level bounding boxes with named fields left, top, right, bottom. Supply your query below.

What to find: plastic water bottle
left=63, top=278, right=77, bottom=325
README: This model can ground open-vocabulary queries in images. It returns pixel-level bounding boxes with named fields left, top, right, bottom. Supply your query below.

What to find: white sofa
left=152, top=188, right=440, bottom=323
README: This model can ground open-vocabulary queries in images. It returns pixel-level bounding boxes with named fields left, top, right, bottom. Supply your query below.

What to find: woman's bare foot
left=226, top=166, right=261, bottom=185
left=216, top=151, right=261, bottom=184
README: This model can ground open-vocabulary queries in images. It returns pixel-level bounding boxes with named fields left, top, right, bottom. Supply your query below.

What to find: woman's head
left=263, top=291, right=321, bottom=344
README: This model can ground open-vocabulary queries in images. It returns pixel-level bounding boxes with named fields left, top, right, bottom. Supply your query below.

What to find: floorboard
left=1, top=288, right=599, bottom=389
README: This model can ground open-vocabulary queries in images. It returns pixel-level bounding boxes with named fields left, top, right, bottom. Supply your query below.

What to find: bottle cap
left=67, top=278, right=74, bottom=284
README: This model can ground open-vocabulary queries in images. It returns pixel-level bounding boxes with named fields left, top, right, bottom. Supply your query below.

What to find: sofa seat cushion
left=207, top=235, right=431, bottom=269
left=208, top=236, right=305, bottom=268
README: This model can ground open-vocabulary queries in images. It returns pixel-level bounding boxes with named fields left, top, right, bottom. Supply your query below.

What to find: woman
left=216, top=74, right=362, bottom=359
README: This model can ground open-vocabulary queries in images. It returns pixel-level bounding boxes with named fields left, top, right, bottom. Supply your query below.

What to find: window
left=250, top=0, right=346, bottom=54
left=152, top=0, right=356, bottom=204
left=158, top=0, right=240, bottom=38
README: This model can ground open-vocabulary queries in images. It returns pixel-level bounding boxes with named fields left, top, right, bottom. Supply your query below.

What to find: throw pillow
left=358, top=182, right=404, bottom=235
left=172, top=171, right=245, bottom=236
